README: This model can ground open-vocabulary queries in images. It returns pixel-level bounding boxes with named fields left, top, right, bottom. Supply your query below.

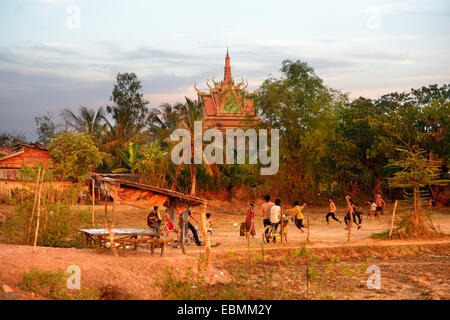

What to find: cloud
left=348, top=86, right=413, bottom=99
left=392, top=75, right=450, bottom=81
left=35, top=0, right=91, bottom=4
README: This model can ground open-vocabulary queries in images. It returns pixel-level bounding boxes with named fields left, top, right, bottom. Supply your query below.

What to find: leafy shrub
left=0, top=202, right=93, bottom=248
left=158, top=267, right=208, bottom=300
left=20, top=268, right=101, bottom=300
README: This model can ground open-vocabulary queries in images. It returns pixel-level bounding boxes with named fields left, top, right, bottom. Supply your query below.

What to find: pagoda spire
left=223, top=48, right=232, bottom=83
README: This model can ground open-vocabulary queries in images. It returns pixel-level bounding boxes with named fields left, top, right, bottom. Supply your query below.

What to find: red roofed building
left=0, top=143, right=51, bottom=180
left=194, top=49, right=259, bottom=132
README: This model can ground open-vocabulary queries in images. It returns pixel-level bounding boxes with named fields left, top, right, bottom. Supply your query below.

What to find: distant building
left=0, top=143, right=51, bottom=180
left=194, top=49, right=259, bottom=132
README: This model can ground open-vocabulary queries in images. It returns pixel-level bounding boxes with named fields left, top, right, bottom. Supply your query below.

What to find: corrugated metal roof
left=93, top=174, right=208, bottom=207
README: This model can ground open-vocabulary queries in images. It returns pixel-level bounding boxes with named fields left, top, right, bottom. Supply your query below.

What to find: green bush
left=0, top=202, right=93, bottom=248
left=20, top=268, right=69, bottom=299
left=20, top=268, right=100, bottom=300
left=157, top=267, right=208, bottom=300
left=38, top=204, right=91, bottom=248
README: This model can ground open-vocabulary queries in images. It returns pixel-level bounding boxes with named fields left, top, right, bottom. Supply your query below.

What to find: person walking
left=245, top=202, right=256, bottom=238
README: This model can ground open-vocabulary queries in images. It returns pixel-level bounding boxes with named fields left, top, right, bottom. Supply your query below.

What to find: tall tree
left=333, top=97, right=394, bottom=194
left=34, top=112, right=56, bottom=146
left=175, top=98, right=204, bottom=195
left=373, top=84, right=450, bottom=205
left=102, top=73, right=149, bottom=162
left=256, top=60, right=342, bottom=200
left=0, top=132, right=28, bottom=149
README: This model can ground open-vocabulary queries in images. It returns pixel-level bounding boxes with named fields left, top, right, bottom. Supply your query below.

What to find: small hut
left=81, top=173, right=210, bottom=259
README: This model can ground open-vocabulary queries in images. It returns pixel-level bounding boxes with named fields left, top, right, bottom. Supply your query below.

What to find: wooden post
left=168, top=204, right=176, bottom=228
left=104, top=194, right=108, bottom=229
left=200, top=204, right=211, bottom=267
left=305, top=263, right=309, bottom=297
left=180, top=211, right=186, bottom=254
left=280, top=211, right=284, bottom=244
left=27, top=166, right=41, bottom=243
left=109, top=183, right=118, bottom=257
left=306, top=216, right=310, bottom=243
left=91, top=178, right=95, bottom=227
left=389, top=200, right=398, bottom=238
left=33, top=168, right=45, bottom=251
left=346, top=196, right=352, bottom=242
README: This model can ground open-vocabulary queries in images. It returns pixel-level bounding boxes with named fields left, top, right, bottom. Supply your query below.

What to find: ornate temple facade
left=195, top=49, right=259, bottom=132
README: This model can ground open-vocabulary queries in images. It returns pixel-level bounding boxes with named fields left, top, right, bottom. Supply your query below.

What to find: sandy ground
left=0, top=201, right=449, bottom=299
left=0, top=244, right=230, bottom=299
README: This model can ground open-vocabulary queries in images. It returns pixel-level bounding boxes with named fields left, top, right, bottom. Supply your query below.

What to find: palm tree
left=147, top=103, right=181, bottom=144
left=175, top=97, right=219, bottom=195
left=175, top=98, right=202, bottom=195
left=60, top=106, right=106, bottom=144
left=101, top=117, right=147, bottom=154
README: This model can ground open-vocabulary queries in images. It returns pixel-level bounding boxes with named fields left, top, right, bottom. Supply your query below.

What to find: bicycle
left=262, top=216, right=288, bottom=244
left=165, top=222, right=204, bottom=248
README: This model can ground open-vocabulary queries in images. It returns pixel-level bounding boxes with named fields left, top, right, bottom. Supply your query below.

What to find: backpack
left=240, top=222, right=248, bottom=236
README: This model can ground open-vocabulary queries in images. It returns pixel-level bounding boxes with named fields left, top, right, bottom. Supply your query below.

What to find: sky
left=0, top=0, right=449, bottom=140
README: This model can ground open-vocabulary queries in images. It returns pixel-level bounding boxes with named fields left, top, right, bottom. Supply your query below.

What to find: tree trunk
left=413, top=187, right=420, bottom=234
left=180, top=213, right=186, bottom=254
left=91, top=179, right=95, bottom=227
left=109, top=184, right=118, bottom=257
left=27, top=167, right=41, bottom=243
left=373, top=174, right=381, bottom=195
left=171, top=163, right=184, bottom=191
left=33, top=169, right=45, bottom=251
left=104, top=195, right=108, bottom=229
left=200, top=204, right=211, bottom=267
left=190, top=164, right=197, bottom=196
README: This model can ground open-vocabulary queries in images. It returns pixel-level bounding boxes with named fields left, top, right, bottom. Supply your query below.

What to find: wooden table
left=78, top=228, right=171, bottom=256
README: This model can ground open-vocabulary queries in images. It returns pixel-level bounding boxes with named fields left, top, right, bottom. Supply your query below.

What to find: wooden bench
left=115, top=238, right=172, bottom=256
left=78, top=229, right=172, bottom=257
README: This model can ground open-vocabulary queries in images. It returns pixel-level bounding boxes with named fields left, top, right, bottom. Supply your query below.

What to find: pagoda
left=194, top=49, right=259, bottom=132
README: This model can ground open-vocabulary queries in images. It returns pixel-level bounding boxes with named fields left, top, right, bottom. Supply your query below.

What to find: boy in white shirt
left=368, top=200, right=377, bottom=220
left=270, top=198, right=282, bottom=243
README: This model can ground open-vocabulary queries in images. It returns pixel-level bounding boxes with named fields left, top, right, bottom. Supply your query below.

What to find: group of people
left=145, top=192, right=387, bottom=245
left=146, top=205, right=213, bottom=246
left=245, top=195, right=309, bottom=242
left=243, top=192, right=387, bottom=241
left=340, top=192, right=386, bottom=230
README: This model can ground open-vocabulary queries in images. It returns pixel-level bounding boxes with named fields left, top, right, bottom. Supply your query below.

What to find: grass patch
left=20, top=268, right=100, bottom=300
left=0, top=202, right=95, bottom=248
